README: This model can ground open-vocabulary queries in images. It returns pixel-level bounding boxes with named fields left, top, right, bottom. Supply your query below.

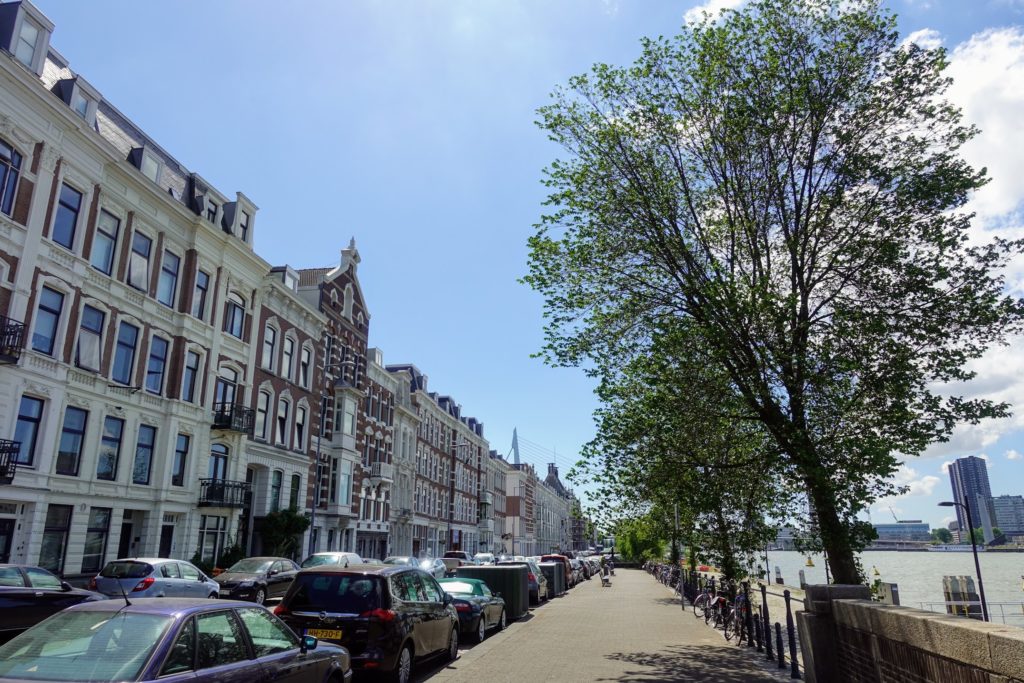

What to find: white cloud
left=1007, top=449, right=1023, bottom=460
left=881, top=463, right=942, bottom=501
left=684, top=0, right=746, bottom=24
left=903, top=28, right=943, bottom=50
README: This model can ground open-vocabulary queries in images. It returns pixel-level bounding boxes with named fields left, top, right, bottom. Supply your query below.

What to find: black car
left=0, top=564, right=107, bottom=642
left=275, top=564, right=459, bottom=683
left=214, top=557, right=299, bottom=605
left=437, top=578, right=506, bottom=644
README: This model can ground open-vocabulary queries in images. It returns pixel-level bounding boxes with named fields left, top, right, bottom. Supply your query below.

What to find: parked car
left=300, top=551, right=363, bottom=569
left=214, top=557, right=299, bottom=605
left=438, top=578, right=506, bottom=644
left=540, top=554, right=574, bottom=589
left=382, top=556, right=447, bottom=579
left=90, top=558, right=219, bottom=599
left=496, top=559, right=548, bottom=605
left=0, top=564, right=107, bottom=642
left=274, top=564, right=459, bottom=683
left=442, top=551, right=474, bottom=566
left=569, top=558, right=586, bottom=583
left=0, top=597, right=352, bottom=682
left=472, top=553, right=495, bottom=566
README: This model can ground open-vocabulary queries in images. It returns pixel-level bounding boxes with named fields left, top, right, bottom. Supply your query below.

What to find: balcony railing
left=0, top=439, right=19, bottom=485
left=198, top=478, right=251, bottom=508
left=0, top=315, right=25, bottom=365
left=478, top=518, right=494, bottom=532
left=211, top=403, right=255, bottom=435
left=370, top=461, right=394, bottom=483
left=480, top=491, right=494, bottom=506
left=395, top=507, right=413, bottom=520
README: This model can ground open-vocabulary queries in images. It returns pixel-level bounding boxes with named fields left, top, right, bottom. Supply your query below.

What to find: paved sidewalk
left=423, top=569, right=790, bottom=682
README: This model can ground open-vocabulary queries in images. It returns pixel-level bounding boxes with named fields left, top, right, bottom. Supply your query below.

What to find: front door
left=0, top=519, right=14, bottom=563
left=159, top=525, right=174, bottom=557
left=117, top=521, right=133, bottom=558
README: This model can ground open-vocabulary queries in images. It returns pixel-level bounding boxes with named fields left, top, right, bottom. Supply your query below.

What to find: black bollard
left=753, top=613, right=763, bottom=652
left=743, top=582, right=755, bottom=648
left=761, top=584, right=773, bottom=661
left=784, top=590, right=801, bottom=679
left=775, top=622, right=785, bottom=669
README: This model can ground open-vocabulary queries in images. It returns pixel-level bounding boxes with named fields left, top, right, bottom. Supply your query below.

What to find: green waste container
left=455, top=565, right=529, bottom=620
left=539, top=562, right=564, bottom=597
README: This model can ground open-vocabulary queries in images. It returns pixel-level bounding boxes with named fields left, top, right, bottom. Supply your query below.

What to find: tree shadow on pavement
left=597, top=644, right=783, bottom=682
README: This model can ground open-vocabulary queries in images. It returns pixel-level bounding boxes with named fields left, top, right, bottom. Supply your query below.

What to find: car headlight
left=236, top=580, right=255, bottom=588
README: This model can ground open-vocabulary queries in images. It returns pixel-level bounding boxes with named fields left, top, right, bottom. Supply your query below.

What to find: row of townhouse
left=0, top=0, right=582, bottom=580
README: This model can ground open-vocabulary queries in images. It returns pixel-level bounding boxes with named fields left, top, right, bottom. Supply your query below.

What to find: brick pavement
left=421, top=568, right=790, bottom=682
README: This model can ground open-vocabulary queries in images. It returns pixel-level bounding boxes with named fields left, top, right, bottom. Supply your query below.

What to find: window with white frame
left=145, top=336, right=169, bottom=394
left=225, top=293, right=245, bottom=338
left=52, top=183, right=82, bottom=251
left=294, top=406, right=307, bottom=450
left=156, top=251, right=180, bottom=307
left=299, top=346, right=312, bottom=387
left=192, top=270, right=210, bottom=320
left=140, top=152, right=160, bottom=183
left=14, top=396, right=44, bottom=466
left=281, top=337, right=294, bottom=381
left=128, top=232, right=152, bottom=291
left=181, top=350, right=201, bottom=403
left=270, top=470, right=282, bottom=512
left=0, top=138, right=23, bottom=218
left=261, top=325, right=277, bottom=370
left=275, top=398, right=290, bottom=446
left=14, top=17, right=40, bottom=69
left=32, top=287, right=64, bottom=356
left=90, top=210, right=119, bottom=275
left=255, top=390, right=271, bottom=440
left=111, top=321, right=138, bottom=385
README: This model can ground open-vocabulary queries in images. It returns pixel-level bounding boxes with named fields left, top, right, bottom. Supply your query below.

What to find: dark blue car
left=0, top=598, right=352, bottom=682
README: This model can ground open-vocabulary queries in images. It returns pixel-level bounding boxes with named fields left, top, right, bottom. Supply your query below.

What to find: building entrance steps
left=424, top=568, right=789, bottom=682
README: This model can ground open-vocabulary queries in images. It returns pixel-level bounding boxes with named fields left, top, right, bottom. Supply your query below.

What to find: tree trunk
left=806, top=479, right=860, bottom=584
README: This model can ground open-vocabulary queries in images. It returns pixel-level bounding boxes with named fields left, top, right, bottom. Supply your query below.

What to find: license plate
left=305, top=628, right=342, bottom=640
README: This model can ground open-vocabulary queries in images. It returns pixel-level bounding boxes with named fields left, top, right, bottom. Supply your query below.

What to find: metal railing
left=918, top=601, right=1024, bottom=626
left=0, top=314, right=25, bottom=364
left=197, top=478, right=251, bottom=508
left=211, top=403, right=255, bottom=435
left=0, top=439, right=19, bottom=484
left=370, top=461, right=394, bottom=482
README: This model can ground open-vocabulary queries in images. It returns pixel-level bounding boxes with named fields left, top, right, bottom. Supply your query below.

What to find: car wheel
left=253, top=587, right=266, bottom=605
left=474, top=616, right=486, bottom=644
left=390, top=645, right=412, bottom=683
left=498, top=609, right=506, bottom=631
left=446, top=627, right=459, bottom=662
left=208, top=592, right=217, bottom=599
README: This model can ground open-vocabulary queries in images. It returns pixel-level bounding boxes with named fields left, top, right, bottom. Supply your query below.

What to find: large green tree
left=526, top=0, right=1023, bottom=583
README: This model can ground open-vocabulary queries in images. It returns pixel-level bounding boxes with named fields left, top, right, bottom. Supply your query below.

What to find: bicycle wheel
left=723, top=610, right=734, bottom=641
left=692, top=595, right=705, bottom=617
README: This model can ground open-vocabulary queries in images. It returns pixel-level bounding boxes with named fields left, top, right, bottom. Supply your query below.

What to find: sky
left=29, top=0, right=1024, bottom=528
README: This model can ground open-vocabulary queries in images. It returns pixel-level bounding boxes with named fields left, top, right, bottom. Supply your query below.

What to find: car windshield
left=300, top=555, right=342, bottom=568
left=288, top=574, right=383, bottom=613
left=440, top=581, right=477, bottom=595
left=227, top=559, right=273, bottom=573
left=98, top=561, right=152, bottom=579
left=0, top=610, right=171, bottom=681
left=383, top=557, right=413, bottom=565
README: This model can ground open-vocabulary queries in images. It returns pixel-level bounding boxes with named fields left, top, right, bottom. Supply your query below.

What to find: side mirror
left=60, top=581, right=73, bottom=592
left=443, top=592, right=453, bottom=606
left=300, top=635, right=318, bottom=654
left=268, top=569, right=279, bottom=576
left=494, top=592, right=501, bottom=598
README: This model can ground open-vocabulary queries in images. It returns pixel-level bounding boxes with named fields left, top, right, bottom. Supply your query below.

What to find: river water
left=760, top=550, right=1024, bottom=617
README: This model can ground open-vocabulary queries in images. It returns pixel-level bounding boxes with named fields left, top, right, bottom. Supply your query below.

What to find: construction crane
left=889, top=506, right=903, bottom=524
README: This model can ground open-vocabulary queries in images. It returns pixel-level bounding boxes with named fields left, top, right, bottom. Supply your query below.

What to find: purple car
left=0, top=598, right=352, bottom=682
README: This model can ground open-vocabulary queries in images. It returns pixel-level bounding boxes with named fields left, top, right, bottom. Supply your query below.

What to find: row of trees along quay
left=524, top=0, right=1024, bottom=585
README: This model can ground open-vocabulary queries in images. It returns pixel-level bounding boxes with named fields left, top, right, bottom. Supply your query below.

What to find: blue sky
left=32, top=0, right=1024, bottom=527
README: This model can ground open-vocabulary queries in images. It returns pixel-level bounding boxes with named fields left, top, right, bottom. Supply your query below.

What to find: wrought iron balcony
left=198, top=478, right=251, bottom=508
left=211, top=403, right=255, bottom=435
left=369, top=461, right=394, bottom=483
left=395, top=507, right=413, bottom=520
left=0, top=315, right=25, bottom=365
left=0, top=439, right=19, bottom=485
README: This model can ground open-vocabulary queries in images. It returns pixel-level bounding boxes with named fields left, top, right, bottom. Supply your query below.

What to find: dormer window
left=140, top=153, right=160, bottom=183
left=239, top=211, right=250, bottom=242
left=14, top=17, right=39, bottom=68
left=71, top=90, right=88, bottom=118
left=206, top=200, right=218, bottom=223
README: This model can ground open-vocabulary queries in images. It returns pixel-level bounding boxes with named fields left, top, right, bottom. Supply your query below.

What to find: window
left=14, top=396, right=43, bottom=466
left=300, top=347, right=311, bottom=387
left=96, top=416, right=124, bottom=481
left=239, top=211, right=250, bottom=242
left=52, top=183, right=82, bottom=250
left=32, top=286, right=64, bottom=355
left=132, top=424, right=156, bottom=485
left=262, top=325, right=277, bottom=370
left=172, top=434, right=189, bottom=487
left=192, top=270, right=210, bottom=320
left=255, top=390, right=270, bottom=440
left=38, top=504, right=72, bottom=575
left=197, top=515, right=228, bottom=565
left=338, top=460, right=352, bottom=506
left=289, top=474, right=300, bottom=509
left=238, top=608, right=297, bottom=657
left=182, top=351, right=201, bottom=403
left=145, top=336, right=169, bottom=394
left=270, top=470, right=282, bottom=512
left=14, top=18, right=39, bottom=68
left=157, top=251, right=180, bottom=307
left=88, top=210, right=120, bottom=274
left=281, top=338, right=294, bottom=380
left=214, top=367, right=237, bottom=407
left=209, top=444, right=228, bottom=480
left=56, top=406, right=87, bottom=476
left=111, top=321, right=139, bottom=385
left=140, top=153, right=160, bottom=183
left=225, top=293, right=245, bottom=338
left=0, top=139, right=22, bottom=217
left=80, top=507, right=111, bottom=574
left=128, top=232, right=152, bottom=291
left=275, top=399, right=289, bottom=446
left=71, top=90, right=89, bottom=118
left=294, top=406, right=307, bottom=450
left=206, top=200, right=218, bottom=223
left=161, top=618, right=195, bottom=676
left=75, top=305, right=104, bottom=371
left=343, top=398, right=356, bottom=437
left=195, top=610, right=247, bottom=668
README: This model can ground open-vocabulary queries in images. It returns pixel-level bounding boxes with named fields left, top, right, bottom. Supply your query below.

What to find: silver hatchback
left=89, top=558, right=219, bottom=599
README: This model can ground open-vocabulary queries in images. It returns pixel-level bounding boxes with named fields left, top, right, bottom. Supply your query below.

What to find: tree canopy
left=527, top=0, right=1023, bottom=583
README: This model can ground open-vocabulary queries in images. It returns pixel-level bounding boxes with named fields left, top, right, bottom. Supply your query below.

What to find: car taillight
left=88, top=577, right=97, bottom=590
left=455, top=604, right=472, bottom=612
left=360, top=608, right=396, bottom=622
left=273, top=603, right=289, bottom=616
left=131, top=577, right=155, bottom=592
left=528, top=572, right=536, bottom=582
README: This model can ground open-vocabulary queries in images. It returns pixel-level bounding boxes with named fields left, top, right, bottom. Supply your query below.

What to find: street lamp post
left=939, top=500, right=989, bottom=622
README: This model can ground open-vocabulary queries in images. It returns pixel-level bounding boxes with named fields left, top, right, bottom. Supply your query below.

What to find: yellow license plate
left=305, top=628, right=342, bottom=640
